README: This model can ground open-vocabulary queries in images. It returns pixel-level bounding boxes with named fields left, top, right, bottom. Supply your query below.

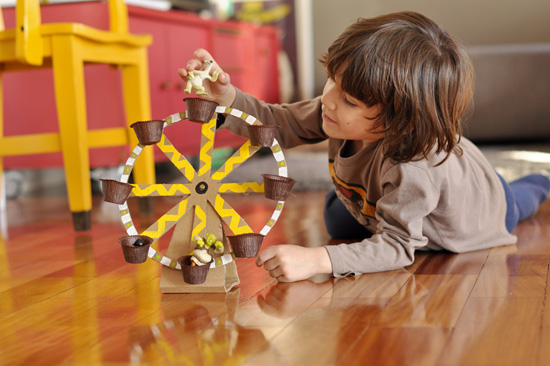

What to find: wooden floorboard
left=0, top=192, right=549, bottom=365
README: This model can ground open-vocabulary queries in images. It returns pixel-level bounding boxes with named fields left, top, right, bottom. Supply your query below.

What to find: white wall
left=311, top=0, right=550, bottom=95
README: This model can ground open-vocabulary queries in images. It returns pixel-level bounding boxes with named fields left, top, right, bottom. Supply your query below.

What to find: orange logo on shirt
left=329, top=161, right=376, bottom=219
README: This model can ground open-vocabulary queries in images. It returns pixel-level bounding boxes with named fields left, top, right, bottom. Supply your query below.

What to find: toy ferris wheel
left=101, top=98, right=295, bottom=293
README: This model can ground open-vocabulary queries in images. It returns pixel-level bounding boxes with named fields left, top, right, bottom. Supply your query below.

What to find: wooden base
left=160, top=262, right=240, bottom=293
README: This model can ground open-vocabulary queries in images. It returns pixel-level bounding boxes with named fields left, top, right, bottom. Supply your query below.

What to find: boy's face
left=321, top=77, right=383, bottom=143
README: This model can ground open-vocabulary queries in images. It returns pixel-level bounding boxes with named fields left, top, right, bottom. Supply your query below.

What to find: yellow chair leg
left=0, top=71, right=5, bottom=229
left=52, top=35, right=92, bottom=231
left=121, top=50, right=155, bottom=213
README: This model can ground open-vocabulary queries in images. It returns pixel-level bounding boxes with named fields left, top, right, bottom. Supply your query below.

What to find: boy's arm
left=255, top=167, right=433, bottom=282
left=221, top=88, right=328, bottom=149
left=326, top=165, right=438, bottom=276
left=180, top=50, right=327, bottom=149
left=325, top=233, right=425, bottom=277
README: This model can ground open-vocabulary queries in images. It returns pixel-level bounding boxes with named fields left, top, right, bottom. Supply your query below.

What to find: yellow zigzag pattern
left=198, top=119, right=216, bottom=176
left=218, top=182, right=264, bottom=193
left=132, top=184, right=190, bottom=197
left=142, top=200, right=188, bottom=239
left=191, top=205, right=207, bottom=238
left=158, top=135, right=195, bottom=181
left=211, top=141, right=254, bottom=181
left=214, top=196, right=252, bottom=235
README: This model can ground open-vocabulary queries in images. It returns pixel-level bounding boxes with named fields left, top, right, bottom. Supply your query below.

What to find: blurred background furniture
left=1, top=1, right=281, bottom=204
left=0, top=0, right=156, bottom=231
left=463, top=43, right=550, bottom=143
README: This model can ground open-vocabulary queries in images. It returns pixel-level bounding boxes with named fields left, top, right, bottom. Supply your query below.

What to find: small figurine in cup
left=189, top=234, right=225, bottom=266
left=184, top=59, right=220, bottom=96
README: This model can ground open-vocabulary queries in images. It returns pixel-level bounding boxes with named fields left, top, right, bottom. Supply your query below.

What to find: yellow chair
left=0, top=0, right=156, bottom=231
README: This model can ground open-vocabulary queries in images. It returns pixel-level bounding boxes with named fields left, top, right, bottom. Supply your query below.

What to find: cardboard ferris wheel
left=101, top=98, right=295, bottom=293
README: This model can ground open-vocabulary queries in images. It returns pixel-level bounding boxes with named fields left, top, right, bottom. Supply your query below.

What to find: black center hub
left=195, top=181, right=208, bottom=194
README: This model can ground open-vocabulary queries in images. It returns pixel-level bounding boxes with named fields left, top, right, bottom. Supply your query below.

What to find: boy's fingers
left=256, top=247, right=276, bottom=267
left=277, top=275, right=291, bottom=283
left=185, top=58, right=203, bottom=70
left=264, top=258, right=281, bottom=272
left=268, top=265, right=292, bottom=282
left=193, top=49, right=223, bottom=70
left=218, top=72, right=230, bottom=85
left=255, top=251, right=266, bottom=267
left=183, top=57, right=225, bottom=76
left=193, top=48, right=213, bottom=61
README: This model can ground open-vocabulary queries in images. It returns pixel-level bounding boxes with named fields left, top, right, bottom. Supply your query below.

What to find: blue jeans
left=324, top=190, right=373, bottom=239
left=497, top=173, right=550, bottom=232
left=324, top=173, right=550, bottom=238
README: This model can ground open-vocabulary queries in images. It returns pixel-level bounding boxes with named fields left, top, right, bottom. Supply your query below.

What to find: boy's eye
left=343, top=95, right=356, bottom=106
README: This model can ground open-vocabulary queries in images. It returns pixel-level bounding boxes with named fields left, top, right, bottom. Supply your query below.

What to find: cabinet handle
left=161, top=81, right=171, bottom=90
left=177, top=83, right=187, bottom=91
left=215, top=27, right=242, bottom=36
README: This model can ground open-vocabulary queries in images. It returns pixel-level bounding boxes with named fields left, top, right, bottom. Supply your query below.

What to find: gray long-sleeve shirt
left=221, top=89, right=516, bottom=276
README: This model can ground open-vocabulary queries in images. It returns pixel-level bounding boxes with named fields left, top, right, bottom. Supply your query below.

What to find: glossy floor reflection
left=0, top=191, right=549, bottom=366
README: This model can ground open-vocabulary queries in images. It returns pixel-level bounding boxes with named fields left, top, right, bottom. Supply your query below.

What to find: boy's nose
left=321, top=95, right=336, bottom=111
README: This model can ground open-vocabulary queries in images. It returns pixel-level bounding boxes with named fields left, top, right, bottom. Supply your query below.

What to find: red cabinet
left=3, top=3, right=280, bottom=169
left=128, top=7, right=281, bottom=159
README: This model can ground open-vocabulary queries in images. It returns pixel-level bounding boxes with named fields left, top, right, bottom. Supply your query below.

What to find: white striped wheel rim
left=118, top=107, right=290, bottom=270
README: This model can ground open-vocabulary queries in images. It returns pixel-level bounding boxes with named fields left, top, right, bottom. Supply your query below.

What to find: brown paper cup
left=228, top=233, right=265, bottom=258
left=130, top=120, right=164, bottom=145
left=262, top=174, right=297, bottom=201
left=100, top=179, right=134, bottom=204
left=118, top=235, right=153, bottom=264
left=247, top=125, right=279, bottom=147
left=178, top=255, right=212, bottom=284
left=184, top=98, right=219, bottom=123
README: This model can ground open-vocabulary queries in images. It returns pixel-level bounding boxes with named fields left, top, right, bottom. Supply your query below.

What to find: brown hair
left=320, top=11, right=474, bottom=164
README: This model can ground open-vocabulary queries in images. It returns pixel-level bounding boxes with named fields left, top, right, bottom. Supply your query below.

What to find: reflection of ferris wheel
left=101, top=98, right=295, bottom=292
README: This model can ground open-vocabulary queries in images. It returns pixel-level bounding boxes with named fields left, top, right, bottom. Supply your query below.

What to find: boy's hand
left=178, top=48, right=236, bottom=106
left=256, top=245, right=333, bottom=282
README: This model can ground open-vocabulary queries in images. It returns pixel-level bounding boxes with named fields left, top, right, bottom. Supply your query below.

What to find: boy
left=179, top=11, right=550, bottom=282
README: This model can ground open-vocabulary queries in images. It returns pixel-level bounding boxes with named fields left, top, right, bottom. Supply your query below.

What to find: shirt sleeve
left=325, top=164, right=440, bottom=276
left=218, top=88, right=328, bottom=149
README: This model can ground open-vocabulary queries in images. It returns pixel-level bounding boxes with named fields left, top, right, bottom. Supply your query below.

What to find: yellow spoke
left=131, top=184, right=191, bottom=197
left=213, top=195, right=253, bottom=235
left=157, top=134, right=195, bottom=181
left=191, top=205, right=207, bottom=239
left=142, top=199, right=189, bottom=239
left=218, top=182, right=264, bottom=194
left=198, top=117, right=216, bottom=177
left=211, top=141, right=259, bottom=181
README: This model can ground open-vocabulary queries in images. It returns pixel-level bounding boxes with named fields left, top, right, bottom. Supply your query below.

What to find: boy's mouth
left=322, top=113, right=337, bottom=124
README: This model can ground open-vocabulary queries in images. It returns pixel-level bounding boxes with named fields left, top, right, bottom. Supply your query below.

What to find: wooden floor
left=1, top=190, right=549, bottom=366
